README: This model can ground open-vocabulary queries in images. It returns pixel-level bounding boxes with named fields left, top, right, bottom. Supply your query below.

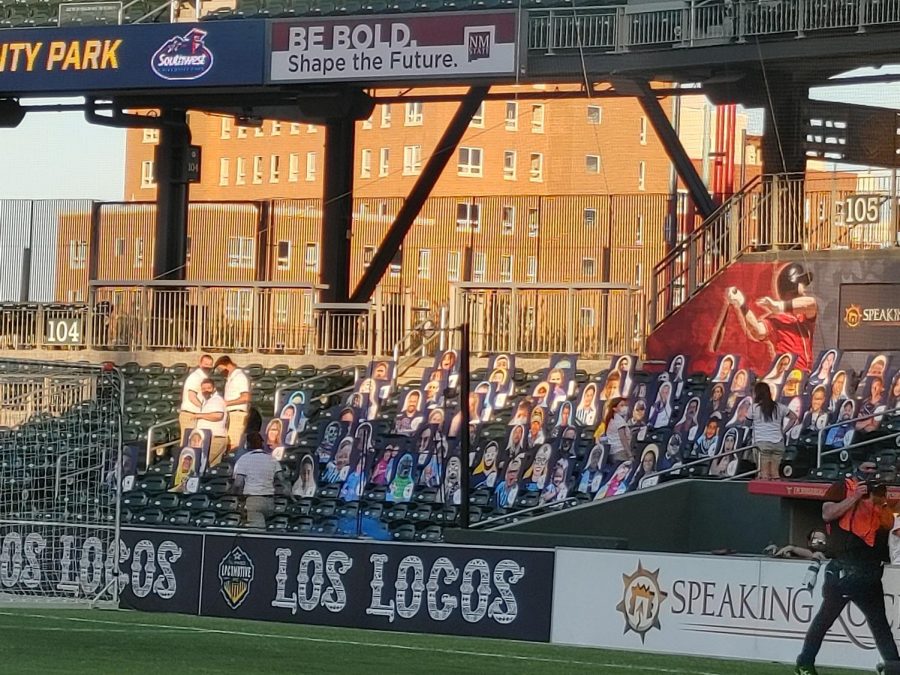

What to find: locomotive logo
left=151, top=28, right=214, bottom=81
left=218, top=546, right=254, bottom=609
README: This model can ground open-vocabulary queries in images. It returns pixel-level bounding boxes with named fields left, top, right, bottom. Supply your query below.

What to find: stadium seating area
left=0, top=0, right=169, bottom=29
left=118, top=349, right=900, bottom=541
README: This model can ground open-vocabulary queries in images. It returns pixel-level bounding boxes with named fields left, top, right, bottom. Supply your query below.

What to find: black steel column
left=320, top=116, right=356, bottom=303
left=458, top=323, right=471, bottom=530
left=153, top=108, right=191, bottom=281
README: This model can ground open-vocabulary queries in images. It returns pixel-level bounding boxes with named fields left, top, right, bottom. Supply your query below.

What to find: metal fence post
left=858, top=0, right=868, bottom=33
left=797, top=0, right=806, bottom=37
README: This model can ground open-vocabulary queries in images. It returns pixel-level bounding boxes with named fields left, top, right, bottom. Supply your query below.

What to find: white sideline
left=0, top=610, right=725, bottom=675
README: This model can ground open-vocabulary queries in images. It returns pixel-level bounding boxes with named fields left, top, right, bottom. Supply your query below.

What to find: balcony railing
left=528, top=0, right=900, bottom=54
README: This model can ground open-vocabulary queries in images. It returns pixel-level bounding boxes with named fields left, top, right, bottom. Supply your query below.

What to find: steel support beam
left=616, top=79, right=716, bottom=219
left=153, top=108, right=191, bottom=281
left=320, top=116, right=357, bottom=303
left=350, top=86, right=489, bottom=303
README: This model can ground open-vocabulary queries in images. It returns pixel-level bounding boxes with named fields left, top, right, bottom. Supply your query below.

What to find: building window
left=236, top=157, right=246, bottom=185
left=457, top=147, right=483, bottom=176
left=362, top=115, right=373, bottom=129
left=638, top=161, right=646, bottom=190
left=363, top=246, right=375, bottom=267
left=417, top=249, right=431, bottom=279
left=381, top=105, right=392, bottom=128
left=505, top=102, right=518, bottom=130
left=529, top=153, right=543, bottom=182
left=580, top=307, right=596, bottom=327
left=501, top=205, right=515, bottom=235
left=236, top=125, right=247, bottom=139
left=447, top=251, right=461, bottom=282
left=140, top=161, right=154, bottom=188
left=583, top=208, right=597, bottom=227
left=225, top=289, right=252, bottom=321
left=586, top=155, right=601, bottom=174
left=221, top=117, right=232, bottom=139
left=290, top=123, right=300, bottom=135
left=68, top=240, right=87, bottom=270
left=531, top=104, right=545, bottom=133
left=307, top=124, right=317, bottom=133
left=503, top=150, right=516, bottom=180
left=218, top=158, right=230, bottom=186
left=636, top=215, right=644, bottom=245
left=276, top=240, right=291, bottom=270
left=471, top=102, right=485, bottom=128
left=134, top=238, right=144, bottom=269
left=271, top=120, right=281, bottom=136
left=526, top=256, right=537, bottom=282
left=379, top=148, right=390, bottom=177
left=527, top=208, right=539, bottom=237
left=640, top=116, right=648, bottom=145
left=635, top=263, right=644, bottom=287
left=304, top=243, right=319, bottom=272
left=252, top=155, right=263, bottom=184
left=472, top=252, right=486, bottom=282
left=255, top=126, right=264, bottom=138
left=114, top=238, right=125, bottom=257
left=67, top=289, right=84, bottom=303
left=361, top=149, right=372, bottom=178
left=289, top=153, right=299, bottom=182
left=306, top=152, right=317, bottom=181
left=582, top=257, right=596, bottom=278
left=499, top=255, right=513, bottom=282
left=405, top=101, right=423, bottom=125
left=403, top=145, right=422, bottom=175
left=142, top=128, right=158, bottom=144
left=456, top=202, right=481, bottom=230
left=270, top=155, right=280, bottom=183
left=227, top=236, right=254, bottom=269
left=587, top=105, right=602, bottom=125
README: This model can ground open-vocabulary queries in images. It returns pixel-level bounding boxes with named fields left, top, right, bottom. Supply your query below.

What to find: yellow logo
left=218, top=547, right=254, bottom=610
left=616, top=562, right=668, bottom=642
left=844, top=304, right=862, bottom=329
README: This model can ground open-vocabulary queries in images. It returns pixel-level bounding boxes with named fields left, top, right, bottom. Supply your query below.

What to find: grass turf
left=0, top=607, right=865, bottom=675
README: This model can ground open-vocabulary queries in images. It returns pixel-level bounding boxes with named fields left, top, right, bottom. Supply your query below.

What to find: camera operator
left=796, top=462, right=900, bottom=675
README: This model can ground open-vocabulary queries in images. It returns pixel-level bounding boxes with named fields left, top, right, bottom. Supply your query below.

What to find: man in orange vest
left=796, top=461, right=900, bottom=675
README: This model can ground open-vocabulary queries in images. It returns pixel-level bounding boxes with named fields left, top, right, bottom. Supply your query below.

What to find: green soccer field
left=0, top=607, right=865, bottom=675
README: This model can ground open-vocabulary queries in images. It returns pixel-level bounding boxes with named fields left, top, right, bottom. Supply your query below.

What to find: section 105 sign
left=268, top=11, right=520, bottom=84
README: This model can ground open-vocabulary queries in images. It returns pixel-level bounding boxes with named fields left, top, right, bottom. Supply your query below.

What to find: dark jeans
left=798, top=560, right=900, bottom=666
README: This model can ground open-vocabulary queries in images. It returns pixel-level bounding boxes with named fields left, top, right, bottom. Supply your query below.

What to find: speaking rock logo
left=218, top=546, right=255, bottom=610
left=151, top=28, right=214, bottom=81
left=616, top=562, right=668, bottom=643
left=844, top=304, right=862, bottom=329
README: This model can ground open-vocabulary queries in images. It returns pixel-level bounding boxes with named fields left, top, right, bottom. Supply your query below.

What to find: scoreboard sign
left=268, top=11, right=520, bottom=83
left=0, top=21, right=266, bottom=94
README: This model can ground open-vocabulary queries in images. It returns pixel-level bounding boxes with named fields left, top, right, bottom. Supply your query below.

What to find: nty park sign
left=0, top=21, right=266, bottom=94
left=268, top=11, right=520, bottom=83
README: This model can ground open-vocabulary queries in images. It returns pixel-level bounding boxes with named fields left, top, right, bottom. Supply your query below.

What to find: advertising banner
left=118, top=527, right=554, bottom=642
left=838, top=283, right=900, bottom=351
left=0, top=21, right=266, bottom=94
left=551, top=548, right=900, bottom=670
left=268, top=12, right=519, bottom=83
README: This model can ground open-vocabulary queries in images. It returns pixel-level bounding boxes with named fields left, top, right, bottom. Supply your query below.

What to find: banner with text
left=838, top=283, right=900, bottom=351
left=0, top=21, right=265, bottom=94
left=552, top=548, right=900, bottom=670
left=268, top=12, right=519, bottom=83
left=118, top=527, right=553, bottom=642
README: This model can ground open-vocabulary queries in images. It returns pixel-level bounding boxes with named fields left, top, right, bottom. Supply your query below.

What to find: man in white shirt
left=214, top=355, right=251, bottom=451
left=233, top=432, right=281, bottom=530
left=194, top=378, right=228, bottom=467
left=179, top=354, right=213, bottom=442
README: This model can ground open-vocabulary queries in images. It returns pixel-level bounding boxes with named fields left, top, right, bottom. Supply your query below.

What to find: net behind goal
left=0, top=359, right=123, bottom=605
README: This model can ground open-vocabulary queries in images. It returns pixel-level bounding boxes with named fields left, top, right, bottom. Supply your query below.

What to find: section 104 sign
left=268, top=11, right=519, bottom=84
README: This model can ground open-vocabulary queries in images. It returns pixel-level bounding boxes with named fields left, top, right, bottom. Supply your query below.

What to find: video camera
left=865, top=481, right=887, bottom=498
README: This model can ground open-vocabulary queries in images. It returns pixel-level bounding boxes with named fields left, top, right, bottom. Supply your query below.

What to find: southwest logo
left=218, top=546, right=254, bottom=610
left=616, top=561, right=668, bottom=643
left=151, top=28, right=214, bottom=81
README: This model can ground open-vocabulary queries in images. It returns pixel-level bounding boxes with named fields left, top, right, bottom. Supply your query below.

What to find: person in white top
left=602, top=397, right=632, bottom=463
left=179, top=354, right=213, bottom=442
left=214, top=355, right=251, bottom=451
left=194, top=378, right=228, bottom=467
left=747, top=381, right=798, bottom=481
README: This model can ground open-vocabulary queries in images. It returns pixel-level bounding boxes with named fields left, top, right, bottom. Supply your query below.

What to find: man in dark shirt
left=796, top=462, right=900, bottom=675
